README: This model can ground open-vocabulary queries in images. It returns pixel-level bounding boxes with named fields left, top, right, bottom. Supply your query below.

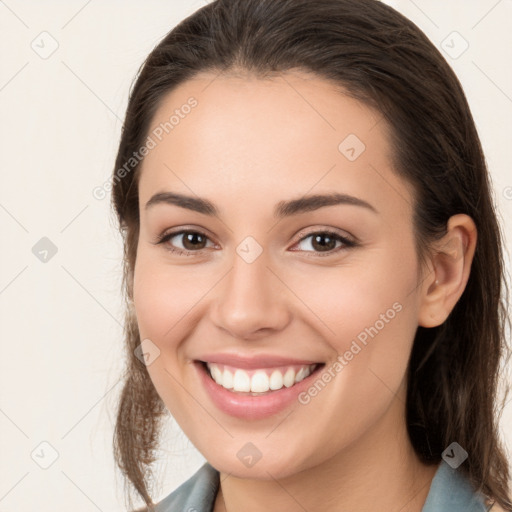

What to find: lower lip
left=195, top=361, right=324, bottom=420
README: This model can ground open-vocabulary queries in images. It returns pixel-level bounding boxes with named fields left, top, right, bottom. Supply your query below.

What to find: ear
left=418, top=214, right=477, bottom=328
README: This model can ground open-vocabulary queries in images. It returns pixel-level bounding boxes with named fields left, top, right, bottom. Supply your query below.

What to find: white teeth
left=283, top=368, right=295, bottom=388
left=269, top=370, right=283, bottom=390
left=206, top=362, right=317, bottom=393
left=233, top=369, right=250, bottom=392
left=222, top=368, right=233, bottom=389
left=250, top=371, right=269, bottom=393
left=210, top=364, right=222, bottom=383
left=295, top=367, right=306, bottom=383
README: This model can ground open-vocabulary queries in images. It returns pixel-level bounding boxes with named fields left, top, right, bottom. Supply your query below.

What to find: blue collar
left=421, top=461, right=489, bottom=512
left=155, top=460, right=489, bottom=512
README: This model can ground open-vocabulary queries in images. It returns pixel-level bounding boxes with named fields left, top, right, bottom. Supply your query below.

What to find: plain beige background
left=0, top=1, right=511, bottom=510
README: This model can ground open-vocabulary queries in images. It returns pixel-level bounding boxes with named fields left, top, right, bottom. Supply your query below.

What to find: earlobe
left=418, top=214, right=477, bottom=328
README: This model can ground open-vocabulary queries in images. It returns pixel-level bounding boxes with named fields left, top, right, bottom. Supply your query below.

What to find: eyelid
left=153, top=226, right=358, bottom=256
left=293, top=226, right=357, bottom=245
left=151, top=225, right=216, bottom=244
left=289, top=228, right=357, bottom=257
left=152, top=228, right=217, bottom=250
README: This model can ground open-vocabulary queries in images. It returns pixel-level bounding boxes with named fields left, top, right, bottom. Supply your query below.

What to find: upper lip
left=197, top=353, right=323, bottom=369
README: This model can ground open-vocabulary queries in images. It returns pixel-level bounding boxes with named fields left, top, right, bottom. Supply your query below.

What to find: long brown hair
left=111, top=0, right=512, bottom=509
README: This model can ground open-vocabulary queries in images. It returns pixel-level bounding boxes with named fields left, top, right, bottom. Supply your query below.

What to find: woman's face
left=133, top=71, right=428, bottom=478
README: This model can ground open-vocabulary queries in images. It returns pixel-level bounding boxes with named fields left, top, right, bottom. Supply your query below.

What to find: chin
left=205, top=447, right=314, bottom=481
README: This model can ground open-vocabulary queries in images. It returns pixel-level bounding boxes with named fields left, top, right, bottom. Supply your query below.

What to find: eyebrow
left=144, top=191, right=378, bottom=217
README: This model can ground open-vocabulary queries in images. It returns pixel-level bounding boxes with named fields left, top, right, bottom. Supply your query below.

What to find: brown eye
left=293, top=230, right=357, bottom=256
left=180, top=231, right=208, bottom=250
left=310, top=233, right=338, bottom=252
left=155, top=230, right=214, bottom=255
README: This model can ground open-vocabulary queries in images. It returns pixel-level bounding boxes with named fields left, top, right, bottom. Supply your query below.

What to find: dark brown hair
left=111, top=0, right=512, bottom=510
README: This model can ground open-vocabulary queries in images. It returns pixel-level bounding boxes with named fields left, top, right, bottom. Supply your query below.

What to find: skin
left=132, top=70, right=477, bottom=512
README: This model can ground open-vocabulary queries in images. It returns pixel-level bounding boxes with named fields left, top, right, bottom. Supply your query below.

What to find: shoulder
left=152, top=462, right=220, bottom=512
left=422, top=462, right=501, bottom=512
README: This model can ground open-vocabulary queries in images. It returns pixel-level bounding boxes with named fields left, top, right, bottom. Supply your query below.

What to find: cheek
left=287, top=248, right=418, bottom=347
left=132, top=255, right=190, bottom=391
left=286, top=247, right=420, bottom=398
left=133, top=253, right=201, bottom=341
left=132, top=255, right=200, bottom=422
left=284, top=262, right=419, bottom=454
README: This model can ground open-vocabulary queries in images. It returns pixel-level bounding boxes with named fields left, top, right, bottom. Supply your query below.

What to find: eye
left=153, top=228, right=357, bottom=257
left=291, top=230, right=357, bottom=256
left=153, top=229, right=215, bottom=256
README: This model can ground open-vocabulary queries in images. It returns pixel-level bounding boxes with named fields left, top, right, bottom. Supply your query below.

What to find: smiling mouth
left=199, top=361, right=325, bottom=395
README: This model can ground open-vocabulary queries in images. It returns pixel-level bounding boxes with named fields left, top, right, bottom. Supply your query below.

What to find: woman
left=111, top=0, right=512, bottom=510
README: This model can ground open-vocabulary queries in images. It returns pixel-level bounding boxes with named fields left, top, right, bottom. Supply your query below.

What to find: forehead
left=137, top=71, right=413, bottom=222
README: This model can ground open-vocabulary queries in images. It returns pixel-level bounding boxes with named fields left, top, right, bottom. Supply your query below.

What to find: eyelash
left=152, top=228, right=358, bottom=258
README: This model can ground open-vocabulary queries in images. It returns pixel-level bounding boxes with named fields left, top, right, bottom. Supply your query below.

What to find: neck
left=214, top=382, right=438, bottom=512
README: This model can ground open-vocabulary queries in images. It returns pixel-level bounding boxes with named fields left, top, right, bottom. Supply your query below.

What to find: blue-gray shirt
left=154, top=460, right=492, bottom=511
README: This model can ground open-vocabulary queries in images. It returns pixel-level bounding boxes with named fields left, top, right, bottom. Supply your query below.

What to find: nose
left=210, top=250, right=291, bottom=341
